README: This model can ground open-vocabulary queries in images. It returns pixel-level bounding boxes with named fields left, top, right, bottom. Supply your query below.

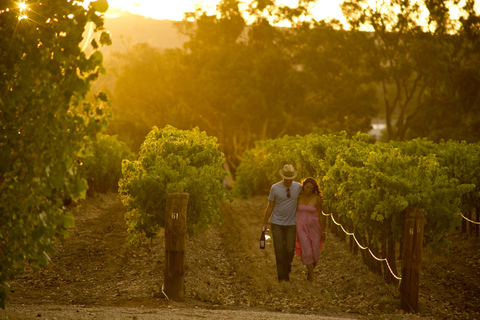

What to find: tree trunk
left=384, top=237, right=398, bottom=284
left=359, top=235, right=369, bottom=267
left=476, top=207, right=479, bottom=238
left=350, top=226, right=359, bottom=255
left=466, top=209, right=473, bottom=237
left=366, top=236, right=383, bottom=276
left=372, top=243, right=383, bottom=277
left=338, top=216, right=346, bottom=243
left=331, top=212, right=339, bottom=237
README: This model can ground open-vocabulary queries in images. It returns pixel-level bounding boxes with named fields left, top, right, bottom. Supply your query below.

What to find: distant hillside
left=89, top=8, right=188, bottom=95
left=101, top=7, right=188, bottom=55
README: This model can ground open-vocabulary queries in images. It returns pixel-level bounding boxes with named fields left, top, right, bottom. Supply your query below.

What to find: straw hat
left=279, top=164, right=297, bottom=179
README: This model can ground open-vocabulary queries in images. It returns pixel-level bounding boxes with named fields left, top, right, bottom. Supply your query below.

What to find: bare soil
left=3, top=192, right=480, bottom=320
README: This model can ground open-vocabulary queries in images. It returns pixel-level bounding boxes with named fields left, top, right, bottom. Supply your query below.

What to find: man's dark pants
left=271, top=223, right=296, bottom=281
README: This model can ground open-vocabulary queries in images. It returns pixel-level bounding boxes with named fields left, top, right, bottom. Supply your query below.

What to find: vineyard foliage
left=79, top=134, right=136, bottom=194
left=0, top=0, right=111, bottom=309
left=119, top=125, right=233, bottom=246
left=234, top=133, right=478, bottom=253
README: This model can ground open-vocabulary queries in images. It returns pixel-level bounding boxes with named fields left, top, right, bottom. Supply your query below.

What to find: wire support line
left=322, top=210, right=402, bottom=281
left=161, top=284, right=170, bottom=303
left=459, top=213, right=480, bottom=225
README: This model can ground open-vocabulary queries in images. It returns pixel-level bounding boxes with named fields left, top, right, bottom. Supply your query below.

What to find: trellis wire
left=322, top=211, right=402, bottom=281
left=321, top=210, right=479, bottom=281
left=161, top=284, right=170, bottom=303
left=459, top=212, right=480, bottom=225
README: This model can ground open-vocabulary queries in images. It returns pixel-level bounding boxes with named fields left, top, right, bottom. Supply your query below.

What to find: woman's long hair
left=301, top=177, right=322, bottom=195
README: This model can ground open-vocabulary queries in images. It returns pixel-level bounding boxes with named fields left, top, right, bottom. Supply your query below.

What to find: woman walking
left=295, top=177, right=326, bottom=283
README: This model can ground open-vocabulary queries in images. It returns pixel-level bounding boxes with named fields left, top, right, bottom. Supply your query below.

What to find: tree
left=108, top=0, right=378, bottom=173
left=0, top=0, right=111, bottom=308
left=341, top=0, right=480, bottom=141
left=177, top=0, right=377, bottom=166
left=110, top=0, right=308, bottom=170
left=108, top=44, right=186, bottom=152
left=289, top=20, right=378, bottom=136
left=407, top=7, right=480, bottom=142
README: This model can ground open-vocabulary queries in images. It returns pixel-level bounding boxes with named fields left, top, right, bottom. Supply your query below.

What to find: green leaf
left=91, top=39, right=99, bottom=49
left=100, top=31, right=112, bottom=46
left=63, top=212, right=75, bottom=229
left=88, top=51, right=103, bottom=67
left=73, top=179, right=88, bottom=200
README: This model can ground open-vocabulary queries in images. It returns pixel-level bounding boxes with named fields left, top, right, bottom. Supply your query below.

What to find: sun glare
left=18, top=2, right=27, bottom=11
left=16, top=1, right=29, bottom=20
left=105, top=0, right=219, bottom=20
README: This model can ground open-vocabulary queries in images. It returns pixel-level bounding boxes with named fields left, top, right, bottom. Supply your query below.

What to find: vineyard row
left=234, top=132, right=480, bottom=283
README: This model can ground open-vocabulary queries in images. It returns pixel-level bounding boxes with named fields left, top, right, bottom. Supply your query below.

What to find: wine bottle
left=260, top=226, right=266, bottom=249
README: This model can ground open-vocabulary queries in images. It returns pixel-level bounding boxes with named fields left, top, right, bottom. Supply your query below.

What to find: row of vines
left=119, top=125, right=234, bottom=246
left=234, top=132, right=480, bottom=282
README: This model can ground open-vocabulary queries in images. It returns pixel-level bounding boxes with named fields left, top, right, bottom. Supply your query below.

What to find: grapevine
left=119, top=125, right=233, bottom=246
left=234, top=133, right=478, bottom=263
left=0, top=0, right=111, bottom=309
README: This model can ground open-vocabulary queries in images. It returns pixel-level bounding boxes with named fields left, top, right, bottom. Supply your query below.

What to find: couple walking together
left=262, top=164, right=326, bottom=283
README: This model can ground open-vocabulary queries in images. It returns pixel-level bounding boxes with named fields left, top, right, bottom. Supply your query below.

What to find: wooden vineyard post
left=164, top=192, right=189, bottom=301
left=400, top=207, right=425, bottom=313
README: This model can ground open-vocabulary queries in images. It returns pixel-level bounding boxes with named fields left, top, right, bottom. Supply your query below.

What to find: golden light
left=100, top=0, right=346, bottom=22
left=16, top=1, right=29, bottom=20
left=104, top=0, right=219, bottom=21
left=18, top=2, right=27, bottom=11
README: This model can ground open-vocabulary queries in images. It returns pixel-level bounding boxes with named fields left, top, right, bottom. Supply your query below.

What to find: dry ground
left=2, top=192, right=480, bottom=320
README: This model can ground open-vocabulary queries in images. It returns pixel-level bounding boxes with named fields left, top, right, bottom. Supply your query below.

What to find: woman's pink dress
left=295, top=204, right=323, bottom=266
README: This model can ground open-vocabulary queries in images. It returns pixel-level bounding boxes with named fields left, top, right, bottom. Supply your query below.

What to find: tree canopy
left=342, top=0, right=480, bottom=141
left=106, top=0, right=378, bottom=172
left=104, top=0, right=480, bottom=173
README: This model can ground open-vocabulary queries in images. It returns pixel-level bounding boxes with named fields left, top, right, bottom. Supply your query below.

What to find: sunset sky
left=103, top=0, right=345, bottom=21
left=99, top=0, right=480, bottom=30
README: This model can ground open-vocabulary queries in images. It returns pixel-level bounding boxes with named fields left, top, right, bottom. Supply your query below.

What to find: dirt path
left=3, top=193, right=480, bottom=319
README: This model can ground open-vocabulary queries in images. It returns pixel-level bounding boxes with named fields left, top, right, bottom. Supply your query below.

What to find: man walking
left=262, top=164, right=302, bottom=281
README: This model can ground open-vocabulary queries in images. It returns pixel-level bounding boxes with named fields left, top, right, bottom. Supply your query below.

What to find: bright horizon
left=103, top=0, right=346, bottom=22
left=100, top=0, right=480, bottom=31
